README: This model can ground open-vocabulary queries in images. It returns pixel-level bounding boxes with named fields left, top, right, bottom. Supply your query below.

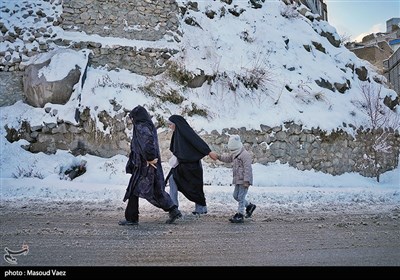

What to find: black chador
left=168, top=115, right=211, bottom=206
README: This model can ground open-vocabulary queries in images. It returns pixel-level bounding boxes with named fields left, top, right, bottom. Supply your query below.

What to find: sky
left=0, top=0, right=399, bottom=216
left=326, top=0, right=400, bottom=42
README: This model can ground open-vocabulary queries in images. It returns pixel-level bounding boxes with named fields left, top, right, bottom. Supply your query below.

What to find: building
left=389, top=38, right=400, bottom=52
left=384, top=47, right=400, bottom=97
left=284, top=0, right=327, bottom=21
left=346, top=18, right=400, bottom=89
left=387, top=18, right=400, bottom=33
left=347, top=41, right=394, bottom=74
left=300, top=0, right=327, bottom=21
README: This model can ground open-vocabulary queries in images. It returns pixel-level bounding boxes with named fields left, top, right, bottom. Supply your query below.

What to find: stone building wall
left=351, top=43, right=393, bottom=74
left=384, top=46, right=400, bottom=96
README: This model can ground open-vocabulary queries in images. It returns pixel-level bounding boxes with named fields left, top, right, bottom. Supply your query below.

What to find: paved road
left=1, top=202, right=399, bottom=276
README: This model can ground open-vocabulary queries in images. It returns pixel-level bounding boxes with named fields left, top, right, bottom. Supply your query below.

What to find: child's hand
left=243, top=181, right=250, bottom=188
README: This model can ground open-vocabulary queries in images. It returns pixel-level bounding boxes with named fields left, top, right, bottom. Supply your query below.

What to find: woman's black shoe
left=166, top=208, right=182, bottom=224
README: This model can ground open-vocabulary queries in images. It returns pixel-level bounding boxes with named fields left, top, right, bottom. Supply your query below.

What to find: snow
left=1, top=0, right=399, bottom=214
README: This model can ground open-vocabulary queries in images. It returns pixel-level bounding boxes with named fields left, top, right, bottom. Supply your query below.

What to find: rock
left=22, top=49, right=87, bottom=107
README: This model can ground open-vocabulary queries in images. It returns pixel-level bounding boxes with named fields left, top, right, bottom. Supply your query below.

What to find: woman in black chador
left=167, top=115, right=217, bottom=215
left=119, top=106, right=182, bottom=225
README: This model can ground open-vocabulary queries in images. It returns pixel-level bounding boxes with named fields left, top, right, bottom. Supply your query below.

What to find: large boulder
left=22, top=49, right=89, bottom=108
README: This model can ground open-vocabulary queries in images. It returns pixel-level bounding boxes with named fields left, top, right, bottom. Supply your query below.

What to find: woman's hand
left=147, top=158, right=158, bottom=169
left=208, top=151, right=218, bottom=160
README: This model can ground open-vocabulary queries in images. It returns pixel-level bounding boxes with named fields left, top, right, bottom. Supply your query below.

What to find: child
left=217, top=134, right=256, bottom=223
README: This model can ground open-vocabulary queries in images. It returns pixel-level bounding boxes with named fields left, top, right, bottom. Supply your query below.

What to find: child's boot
left=245, top=203, right=256, bottom=218
left=229, top=213, right=244, bottom=223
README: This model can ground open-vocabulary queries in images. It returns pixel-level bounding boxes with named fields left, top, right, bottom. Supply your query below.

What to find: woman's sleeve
left=137, top=125, right=157, bottom=161
left=183, top=131, right=211, bottom=155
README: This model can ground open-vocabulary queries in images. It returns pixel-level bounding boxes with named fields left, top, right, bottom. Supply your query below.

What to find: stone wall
left=0, top=72, right=24, bottom=106
left=5, top=109, right=400, bottom=178
left=61, top=0, right=180, bottom=41
left=195, top=124, right=400, bottom=177
left=68, top=42, right=179, bottom=76
left=60, top=0, right=181, bottom=75
left=4, top=108, right=131, bottom=158
left=0, top=0, right=180, bottom=97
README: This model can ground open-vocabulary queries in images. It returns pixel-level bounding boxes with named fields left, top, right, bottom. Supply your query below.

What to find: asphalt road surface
left=1, top=201, right=399, bottom=276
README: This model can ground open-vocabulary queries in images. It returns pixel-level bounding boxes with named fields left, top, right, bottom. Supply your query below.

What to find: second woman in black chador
left=166, top=115, right=217, bottom=215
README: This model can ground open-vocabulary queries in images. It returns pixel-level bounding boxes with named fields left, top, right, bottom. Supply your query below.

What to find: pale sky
left=326, top=0, right=400, bottom=42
